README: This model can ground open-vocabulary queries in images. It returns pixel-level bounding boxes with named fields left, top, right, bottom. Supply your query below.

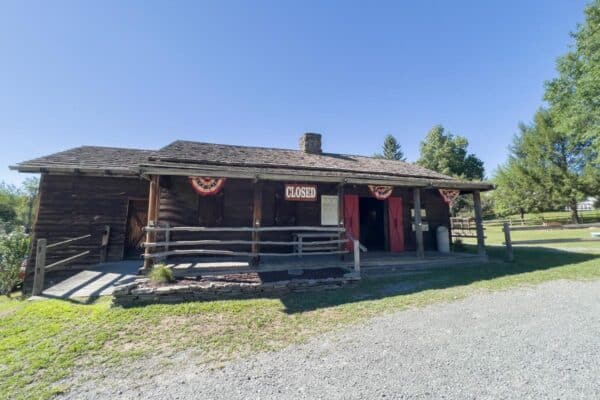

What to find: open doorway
left=124, top=199, right=148, bottom=259
left=359, top=197, right=386, bottom=251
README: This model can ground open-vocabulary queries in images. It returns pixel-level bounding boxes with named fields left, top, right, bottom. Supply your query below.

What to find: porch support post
left=251, top=180, right=263, bottom=265
left=413, top=188, right=425, bottom=259
left=143, top=175, right=160, bottom=271
left=472, top=190, right=486, bottom=257
left=338, top=182, right=345, bottom=260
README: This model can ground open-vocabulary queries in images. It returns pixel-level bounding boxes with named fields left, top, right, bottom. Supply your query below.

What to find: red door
left=388, top=197, right=405, bottom=252
left=343, top=194, right=359, bottom=251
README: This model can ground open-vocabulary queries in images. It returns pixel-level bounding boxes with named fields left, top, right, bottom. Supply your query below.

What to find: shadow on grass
left=279, top=245, right=599, bottom=314
left=36, top=245, right=599, bottom=312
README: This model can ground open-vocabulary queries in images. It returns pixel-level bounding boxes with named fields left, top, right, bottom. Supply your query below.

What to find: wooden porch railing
left=31, top=225, right=111, bottom=296
left=450, top=217, right=486, bottom=239
left=142, top=225, right=363, bottom=272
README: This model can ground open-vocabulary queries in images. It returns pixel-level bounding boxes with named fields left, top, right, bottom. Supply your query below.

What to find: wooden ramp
left=31, top=261, right=140, bottom=300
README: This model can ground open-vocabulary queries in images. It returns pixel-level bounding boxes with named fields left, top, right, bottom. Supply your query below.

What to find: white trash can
left=436, top=226, right=450, bottom=254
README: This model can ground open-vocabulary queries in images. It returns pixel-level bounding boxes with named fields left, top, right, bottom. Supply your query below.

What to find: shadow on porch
left=33, top=260, right=140, bottom=302
left=164, top=251, right=486, bottom=278
left=34, top=245, right=597, bottom=308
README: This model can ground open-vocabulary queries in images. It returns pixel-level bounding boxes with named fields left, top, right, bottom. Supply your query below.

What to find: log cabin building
left=12, top=133, right=493, bottom=286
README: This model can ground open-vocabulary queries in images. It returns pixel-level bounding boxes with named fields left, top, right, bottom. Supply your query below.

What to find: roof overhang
left=10, top=162, right=494, bottom=191
left=9, top=164, right=141, bottom=178
left=139, top=164, right=494, bottom=192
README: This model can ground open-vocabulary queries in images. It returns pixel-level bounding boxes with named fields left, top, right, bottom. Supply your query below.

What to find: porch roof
left=145, top=140, right=492, bottom=191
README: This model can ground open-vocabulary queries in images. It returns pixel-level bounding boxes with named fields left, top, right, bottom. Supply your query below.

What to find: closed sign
left=285, top=184, right=317, bottom=201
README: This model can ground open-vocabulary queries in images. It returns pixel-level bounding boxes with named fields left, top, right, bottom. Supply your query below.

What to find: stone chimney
left=299, top=133, right=322, bottom=154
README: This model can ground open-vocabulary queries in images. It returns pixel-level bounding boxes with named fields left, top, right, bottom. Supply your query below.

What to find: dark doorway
left=359, top=197, right=386, bottom=250
left=125, top=199, right=148, bottom=259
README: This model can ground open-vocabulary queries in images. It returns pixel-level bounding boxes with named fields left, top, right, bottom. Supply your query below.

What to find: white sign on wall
left=321, top=195, right=339, bottom=226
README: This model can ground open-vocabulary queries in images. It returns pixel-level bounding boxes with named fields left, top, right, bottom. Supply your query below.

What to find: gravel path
left=61, top=280, right=600, bottom=399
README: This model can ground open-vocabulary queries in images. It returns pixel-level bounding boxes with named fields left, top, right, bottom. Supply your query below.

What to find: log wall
left=27, top=174, right=452, bottom=286
left=26, top=174, right=149, bottom=281
left=157, top=179, right=452, bottom=254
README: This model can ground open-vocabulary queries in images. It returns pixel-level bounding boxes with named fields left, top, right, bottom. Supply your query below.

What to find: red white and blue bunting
left=438, top=188, right=460, bottom=205
left=368, top=185, right=394, bottom=200
left=189, top=177, right=226, bottom=196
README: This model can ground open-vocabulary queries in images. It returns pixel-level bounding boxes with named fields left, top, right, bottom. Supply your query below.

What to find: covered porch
left=138, top=172, right=489, bottom=275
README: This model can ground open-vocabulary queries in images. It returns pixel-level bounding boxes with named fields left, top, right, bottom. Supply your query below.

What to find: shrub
left=148, top=264, right=174, bottom=284
left=0, top=228, right=29, bottom=296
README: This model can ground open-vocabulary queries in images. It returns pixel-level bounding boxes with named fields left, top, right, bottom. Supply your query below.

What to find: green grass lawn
left=472, top=224, right=600, bottom=254
left=1, top=231, right=599, bottom=400
left=485, top=209, right=600, bottom=225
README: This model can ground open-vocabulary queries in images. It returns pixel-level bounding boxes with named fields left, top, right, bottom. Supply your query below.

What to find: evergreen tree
left=494, top=110, right=595, bottom=223
left=374, top=134, right=406, bottom=161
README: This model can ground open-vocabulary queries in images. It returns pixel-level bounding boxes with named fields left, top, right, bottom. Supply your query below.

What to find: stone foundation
left=112, top=272, right=360, bottom=306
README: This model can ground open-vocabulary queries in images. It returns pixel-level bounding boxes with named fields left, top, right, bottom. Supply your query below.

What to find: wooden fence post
left=100, top=225, right=111, bottom=263
left=32, top=238, right=47, bottom=296
left=164, top=223, right=170, bottom=254
left=353, top=239, right=360, bottom=273
left=413, top=188, right=425, bottom=259
left=472, top=190, right=486, bottom=257
left=503, top=222, right=514, bottom=262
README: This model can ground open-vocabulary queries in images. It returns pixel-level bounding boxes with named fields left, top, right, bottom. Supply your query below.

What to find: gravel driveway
left=61, top=280, right=600, bottom=399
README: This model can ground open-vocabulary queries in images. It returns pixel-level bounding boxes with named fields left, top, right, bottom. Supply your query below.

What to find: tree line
left=0, top=177, right=39, bottom=234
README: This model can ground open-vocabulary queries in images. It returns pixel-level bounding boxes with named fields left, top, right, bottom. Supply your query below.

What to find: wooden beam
left=45, top=250, right=91, bottom=271
left=503, top=222, right=514, bottom=262
left=139, top=165, right=494, bottom=191
left=353, top=239, right=360, bottom=272
left=145, top=249, right=349, bottom=259
left=100, top=225, right=111, bottom=263
left=143, top=239, right=349, bottom=247
left=251, top=181, right=263, bottom=263
left=32, top=239, right=47, bottom=296
left=144, top=225, right=346, bottom=233
left=338, top=183, right=345, bottom=260
left=473, top=190, right=487, bottom=257
left=143, top=175, right=159, bottom=270
left=46, top=234, right=92, bottom=250
left=413, top=188, right=425, bottom=259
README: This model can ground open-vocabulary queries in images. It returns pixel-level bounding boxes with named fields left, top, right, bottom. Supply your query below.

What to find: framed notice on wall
left=321, top=195, right=339, bottom=226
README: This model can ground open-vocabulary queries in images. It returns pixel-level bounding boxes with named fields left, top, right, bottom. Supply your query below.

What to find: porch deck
left=165, top=251, right=487, bottom=277
left=35, top=252, right=487, bottom=300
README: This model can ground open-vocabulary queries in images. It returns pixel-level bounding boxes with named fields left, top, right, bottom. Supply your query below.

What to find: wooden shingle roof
left=11, top=146, right=154, bottom=175
left=11, top=140, right=494, bottom=190
left=149, top=140, right=454, bottom=181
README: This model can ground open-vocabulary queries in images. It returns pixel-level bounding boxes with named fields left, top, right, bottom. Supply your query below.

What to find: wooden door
left=343, top=194, right=359, bottom=251
left=388, top=196, right=405, bottom=252
left=125, top=199, right=148, bottom=258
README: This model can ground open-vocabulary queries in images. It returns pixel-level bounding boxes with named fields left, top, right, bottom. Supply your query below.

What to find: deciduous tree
left=545, top=0, right=600, bottom=168
left=416, top=125, right=484, bottom=180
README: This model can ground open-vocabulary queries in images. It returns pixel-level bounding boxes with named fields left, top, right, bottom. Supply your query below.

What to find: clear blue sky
left=0, top=0, right=589, bottom=185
